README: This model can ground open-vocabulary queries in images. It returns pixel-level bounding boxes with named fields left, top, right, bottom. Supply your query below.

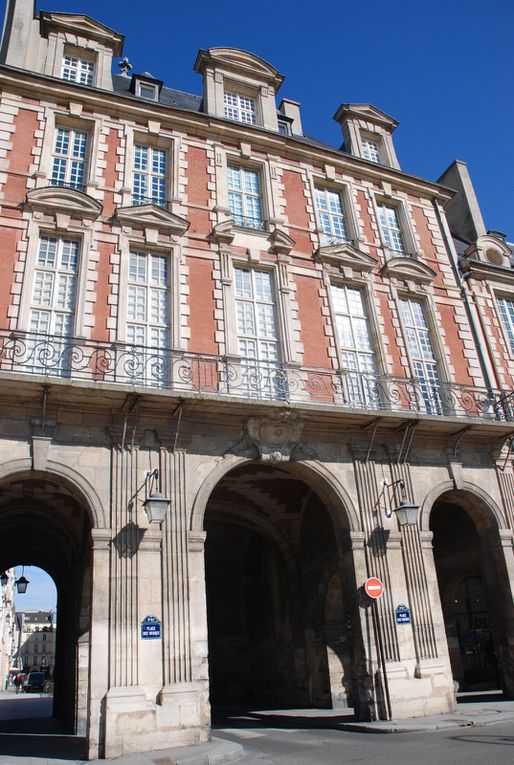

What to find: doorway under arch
left=430, top=491, right=512, bottom=693
left=0, top=470, right=93, bottom=741
left=203, top=462, right=358, bottom=711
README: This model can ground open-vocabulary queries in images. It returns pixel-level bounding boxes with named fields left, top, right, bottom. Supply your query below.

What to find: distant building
left=0, top=570, right=16, bottom=683
left=15, top=610, right=56, bottom=675
left=0, top=0, right=513, bottom=761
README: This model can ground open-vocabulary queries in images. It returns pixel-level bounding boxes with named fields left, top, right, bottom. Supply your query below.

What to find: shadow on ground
left=212, top=705, right=356, bottom=731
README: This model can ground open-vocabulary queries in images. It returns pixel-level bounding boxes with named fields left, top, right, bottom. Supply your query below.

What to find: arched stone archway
left=0, top=467, right=98, bottom=742
left=427, top=487, right=514, bottom=694
left=201, top=460, right=360, bottom=712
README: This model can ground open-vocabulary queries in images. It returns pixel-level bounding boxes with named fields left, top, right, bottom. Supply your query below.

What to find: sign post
left=363, top=576, right=391, bottom=721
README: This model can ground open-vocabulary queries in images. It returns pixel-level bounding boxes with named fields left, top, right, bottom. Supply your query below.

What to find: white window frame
left=50, top=126, right=88, bottom=191
left=397, top=295, right=443, bottom=414
left=37, top=112, right=100, bottom=193
left=61, top=49, right=96, bottom=86
left=496, top=294, right=514, bottom=358
left=117, top=239, right=182, bottom=351
left=137, top=81, right=159, bottom=101
left=373, top=195, right=419, bottom=259
left=29, top=235, right=80, bottom=337
left=132, top=143, right=168, bottom=208
left=361, top=136, right=381, bottom=163
left=18, top=220, right=93, bottom=339
left=223, top=89, right=258, bottom=125
left=315, top=186, right=350, bottom=246
left=308, top=173, right=360, bottom=248
left=227, top=163, right=266, bottom=230
left=123, top=130, right=178, bottom=212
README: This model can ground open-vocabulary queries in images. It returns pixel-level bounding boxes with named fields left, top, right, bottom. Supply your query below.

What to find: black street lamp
left=15, top=566, right=29, bottom=594
left=383, top=479, right=420, bottom=527
left=0, top=571, right=8, bottom=587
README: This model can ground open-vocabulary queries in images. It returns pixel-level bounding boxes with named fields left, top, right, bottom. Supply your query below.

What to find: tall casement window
left=126, top=250, right=170, bottom=386
left=362, top=138, right=380, bottom=163
left=497, top=297, right=514, bottom=355
left=227, top=165, right=264, bottom=229
left=224, top=91, right=257, bottom=124
left=331, top=284, right=377, bottom=406
left=234, top=267, right=280, bottom=398
left=399, top=298, right=441, bottom=414
left=61, top=54, right=95, bottom=85
left=29, top=236, right=79, bottom=375
left=315, top=187, right=349, bottom=245
left=132, top=145, right=167, bottom=207
left=30, top=236, right=79, bottom=338
left=50, top=128, right=88, bottom=191
left=378, top=203, right=407, bottom=255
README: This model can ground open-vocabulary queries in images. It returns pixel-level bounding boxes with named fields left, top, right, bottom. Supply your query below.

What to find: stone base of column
left=385, top=660, right=456, bottom=719
left=103, top=683, right=209, bottom=758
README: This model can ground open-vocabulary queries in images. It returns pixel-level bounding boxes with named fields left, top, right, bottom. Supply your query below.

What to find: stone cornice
left=194, top=47, right=284, bottom=91
left=462, top=259, right=514, bottom=286
left=0, top=66, right=455, bottom=204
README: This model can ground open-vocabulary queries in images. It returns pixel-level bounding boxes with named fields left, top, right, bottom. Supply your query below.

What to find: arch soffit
left=420, top=479, right=506, bottom=532
left=190, top=454, right=359, bottom=537
left=0, top=458, right=107, bottom=530
left=207, top=501, right=299, bottom=575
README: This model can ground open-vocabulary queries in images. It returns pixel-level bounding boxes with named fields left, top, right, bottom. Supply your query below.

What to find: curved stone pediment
left=115, top=204, right=189, bottom=236
left=314, top=242, right=377, bottom=272
left=26, top=186, right=102, bottom=219
left=194, top=47, right=284, bottom=90
left=211, top=219, right=235, bottom=245
left=381, top=256, right=436, bottom=284
left=269, top=227, right=295, bottom=255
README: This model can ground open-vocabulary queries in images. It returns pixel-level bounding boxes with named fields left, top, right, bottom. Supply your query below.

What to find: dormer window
left=224, top=91, right=257, bottom=125
left=130, top=73, right=163, bottom=102
left=362, top=138, right=380, bottom=163
left=138, top=82, right=158, bottom=101
left=61, top=52, right=95, bottom=86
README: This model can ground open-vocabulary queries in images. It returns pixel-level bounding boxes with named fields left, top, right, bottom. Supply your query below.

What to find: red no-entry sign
left=365, top=577, right=384, bottom=599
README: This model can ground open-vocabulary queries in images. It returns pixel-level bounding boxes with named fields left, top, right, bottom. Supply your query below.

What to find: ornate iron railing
left=131, top=195, right=169, bottom=210
left=0, top=329, right=512, bottom=421
left=232, top=215, right=267, bottom=231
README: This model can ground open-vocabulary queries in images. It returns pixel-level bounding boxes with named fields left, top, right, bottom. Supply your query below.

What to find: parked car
left=23, top=672, right=46, bottom=693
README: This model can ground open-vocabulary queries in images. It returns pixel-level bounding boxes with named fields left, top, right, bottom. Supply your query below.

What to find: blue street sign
left=395, top=604, right=411, bottom=625
left=141, top=615, right=161, bottom=640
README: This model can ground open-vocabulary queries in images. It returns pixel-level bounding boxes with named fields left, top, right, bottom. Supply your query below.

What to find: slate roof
left=113, top=74, right=203, bottom=112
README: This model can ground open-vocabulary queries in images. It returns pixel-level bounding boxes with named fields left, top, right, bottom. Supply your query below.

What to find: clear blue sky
left=1, top=0, right=513, bottom=239
left=12, top=566, right=57, bottom=612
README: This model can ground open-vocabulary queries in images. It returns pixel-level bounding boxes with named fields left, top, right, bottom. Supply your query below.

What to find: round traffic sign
left=364, top=577, right=384, bottom=599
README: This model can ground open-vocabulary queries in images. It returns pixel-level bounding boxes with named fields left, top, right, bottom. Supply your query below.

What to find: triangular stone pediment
left=26, top=186, right=102, bottom=219
left=40, top=13, right=124, bottom=54
left=115, top=204, right=189, bottom=236
left=334, top=103, right=398, bottom=130
left=314, top=242, right=377, bottom=272
left=269, top=228, right=295, bottom=255
left=381, top=256, right=436, bottom=284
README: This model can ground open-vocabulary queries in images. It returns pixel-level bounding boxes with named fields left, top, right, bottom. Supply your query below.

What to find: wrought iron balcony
left=231, top=215, right=267, bottom=231
left=131, top=195, right=169, bottom=210
left=0, top=329, right=512, bottom=422
left=49, top=179, right=86, bottom=193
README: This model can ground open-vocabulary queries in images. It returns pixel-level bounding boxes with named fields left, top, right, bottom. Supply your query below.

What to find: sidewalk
left=1, top=695, right=514, bottom=764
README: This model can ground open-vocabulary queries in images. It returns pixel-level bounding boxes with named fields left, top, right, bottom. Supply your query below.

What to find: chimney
left=279, top=98, right=303, bottom=136
left=0, top=0, right=36, bottom=67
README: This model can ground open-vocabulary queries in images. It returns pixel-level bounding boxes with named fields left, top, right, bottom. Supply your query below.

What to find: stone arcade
left=0, top=0, right=513, bottom=758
